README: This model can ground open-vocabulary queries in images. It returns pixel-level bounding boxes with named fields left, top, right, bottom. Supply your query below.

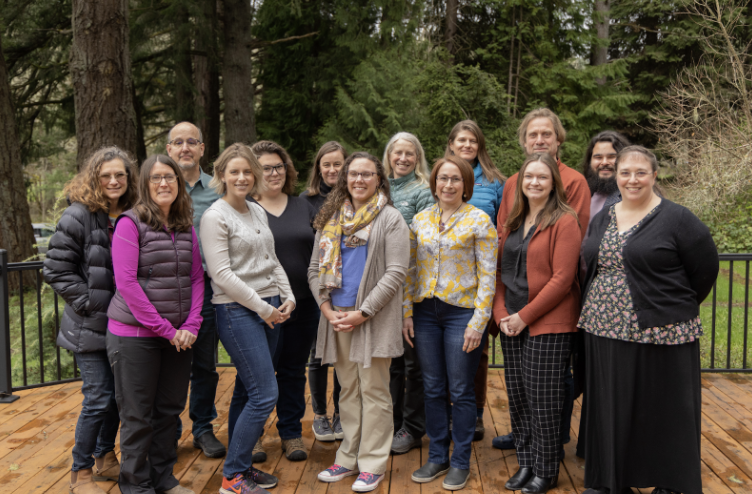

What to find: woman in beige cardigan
left=308, top=151, right=409, bottom=492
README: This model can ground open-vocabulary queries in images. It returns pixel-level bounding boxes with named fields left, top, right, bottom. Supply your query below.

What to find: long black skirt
left=583, top=332, right=702, bottom=494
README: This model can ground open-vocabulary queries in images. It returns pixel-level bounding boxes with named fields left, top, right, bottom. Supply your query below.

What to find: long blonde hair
left=505, top=153, right=578, bottom=233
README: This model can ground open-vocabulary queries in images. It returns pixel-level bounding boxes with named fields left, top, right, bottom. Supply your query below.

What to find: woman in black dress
left=579, top=146, right=718, bottom=494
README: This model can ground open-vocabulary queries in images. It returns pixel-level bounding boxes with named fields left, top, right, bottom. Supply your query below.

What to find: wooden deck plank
left=4, top=370, right=752, bottom=493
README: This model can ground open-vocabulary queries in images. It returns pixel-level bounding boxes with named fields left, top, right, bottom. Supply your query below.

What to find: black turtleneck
left=300, top=182, right=332, bottom=214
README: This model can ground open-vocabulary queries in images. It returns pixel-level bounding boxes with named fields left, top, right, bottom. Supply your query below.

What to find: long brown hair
left=64, top=146, right=138, bottom=213
left=445, top=120, right=505, bottom=184
left=505, top=153, right=578, bottom=233
left=305, top=141, right=349, bottom=196
left=133, top=155, right=194, bottom=232
left=250, top=140, right=298, bottom=195
left=313, top=152, right=392, bottom=231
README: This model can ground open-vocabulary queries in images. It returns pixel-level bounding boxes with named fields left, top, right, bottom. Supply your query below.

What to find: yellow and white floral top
left=403, top=203, right=498, bottom=333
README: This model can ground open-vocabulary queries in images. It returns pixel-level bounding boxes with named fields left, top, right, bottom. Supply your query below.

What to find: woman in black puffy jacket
left=43, top=146, right=138, bottom=494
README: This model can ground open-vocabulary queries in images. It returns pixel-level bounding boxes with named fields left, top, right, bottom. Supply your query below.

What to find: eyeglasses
left=168, top=138, right=201, bottom=147
left=99, top=173, right=127, bottom=183
left=347, top=171, right=377, bottom=180
left=262, top=163, right=287, bottom=176
left=149, top=174, right=178, bottom=184
left=437, top=176, right=463, bottom=185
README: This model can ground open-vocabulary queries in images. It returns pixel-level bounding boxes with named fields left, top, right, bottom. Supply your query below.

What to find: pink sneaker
left=352, top=472, right=384, bottom=492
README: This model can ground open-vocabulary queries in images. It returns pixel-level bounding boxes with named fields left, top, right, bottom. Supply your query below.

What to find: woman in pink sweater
left=107, top=155, right=204, bottom=494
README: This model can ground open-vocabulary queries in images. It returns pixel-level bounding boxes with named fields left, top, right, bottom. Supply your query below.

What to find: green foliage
left=704, top=200, right=752, bottom=253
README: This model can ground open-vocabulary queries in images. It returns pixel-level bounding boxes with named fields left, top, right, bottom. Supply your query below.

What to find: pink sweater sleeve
left=112, top=217, right=178, bottom=340
left=179, top=227, right=204, bottom=336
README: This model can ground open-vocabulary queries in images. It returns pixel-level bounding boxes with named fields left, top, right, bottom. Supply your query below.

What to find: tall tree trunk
left=445, top=0, right=458, bottom=63
left=514, top=30, right=522, bottom=117
left=70, top=0, right=138, bottom=170
left=506, top=7, right=516, bottom=115
left=195, top=0, right=221, bottom=171
left=0, top=37, right=38, bottom=288
left=175, top=5, right=194, bottom=123
left=132, top=84, right=147, bottom=165
left=594, top=0, right=609, bottom=85
left=223, top=0, right=256, bottom=146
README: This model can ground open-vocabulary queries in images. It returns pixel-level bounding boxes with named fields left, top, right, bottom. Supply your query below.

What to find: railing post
left=0, top=250, right=19, bottom=402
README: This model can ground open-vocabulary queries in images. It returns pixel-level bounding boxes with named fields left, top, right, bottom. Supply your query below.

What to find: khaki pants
left=333, top=329, right=393, bottom=475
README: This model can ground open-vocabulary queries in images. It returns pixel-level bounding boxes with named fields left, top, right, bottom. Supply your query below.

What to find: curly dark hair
left=581, top=130, right=631, bottom=180
left=133, top=155, right=194, bottom=233
left=64, top=146, right=138, bottom=213
left=250, top=140, right=298, bottom=195
left=312, top=152, right=392, bottom=231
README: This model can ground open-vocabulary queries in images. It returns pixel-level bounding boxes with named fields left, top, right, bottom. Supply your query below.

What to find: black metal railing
left=1, top=249, right=751, bottom=400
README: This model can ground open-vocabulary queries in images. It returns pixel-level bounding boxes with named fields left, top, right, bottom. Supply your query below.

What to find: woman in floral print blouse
left=578, top=146, right=718, bottom=494
left=403, top=154, right=497, bottom=491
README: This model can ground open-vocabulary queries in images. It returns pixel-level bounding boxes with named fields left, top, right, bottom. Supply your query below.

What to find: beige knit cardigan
left=307, top=205, right=409, bottom=368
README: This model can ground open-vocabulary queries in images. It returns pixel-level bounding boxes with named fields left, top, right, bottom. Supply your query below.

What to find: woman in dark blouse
left=578, top=146, right=718, bottom=494
left=493, top=153, right=582, bottom=494
left=251, top=140, right=319, bottom=463
left=301, top=141, right=349, bottom=442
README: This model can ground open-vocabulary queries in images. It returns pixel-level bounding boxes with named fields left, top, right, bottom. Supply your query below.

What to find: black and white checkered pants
left=500, top=329, right=574, bottom=478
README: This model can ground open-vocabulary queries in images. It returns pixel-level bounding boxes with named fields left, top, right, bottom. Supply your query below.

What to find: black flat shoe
left=521, top=473, right=558, bottom=494
left=442, top=467, right=470, bottom=490
left=193, top=431, right=227, bottom=458
left=505, top=467, right=533, bottom=490
left=411, top=462, right=450, bottom=483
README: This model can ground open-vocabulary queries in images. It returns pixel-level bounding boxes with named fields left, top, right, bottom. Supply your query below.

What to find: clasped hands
left=499, top=312, right=527, bottom=337
left=321, top=302, right=367, bottom=333
left=263, top=300, right=295, bottom=328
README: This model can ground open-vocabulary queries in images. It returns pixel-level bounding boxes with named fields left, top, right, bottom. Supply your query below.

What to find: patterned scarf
left=318, top=190, right=388, bottom=294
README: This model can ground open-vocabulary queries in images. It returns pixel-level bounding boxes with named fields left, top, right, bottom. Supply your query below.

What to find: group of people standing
left=43, top=107, right=718, bottom=494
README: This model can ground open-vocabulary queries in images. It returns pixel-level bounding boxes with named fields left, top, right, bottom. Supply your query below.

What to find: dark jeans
left=389, top=338, right=426, bottom=438
left=107, top=331, right=192, bottom=494
left=413, top=298, right=485, bottom=470
left=71, top=350, right=120, bottom=471
left=309, top=339, right=341, bottom=416
left=215, top=297, right=280, bottom=477
left=176, top=275, right=219, bottom=441
left=272, top=297, right=320, bottom=440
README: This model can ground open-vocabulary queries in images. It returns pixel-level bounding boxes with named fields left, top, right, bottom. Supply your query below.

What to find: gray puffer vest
left=107, top=210, right=194, bottom=329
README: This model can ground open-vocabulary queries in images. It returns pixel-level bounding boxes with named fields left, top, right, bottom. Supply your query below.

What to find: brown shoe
left=70, top=468, right=106, bottom=494
left=252, top=438, right=267, bottom=463
left=93, top=451, right=120, bottom=481
left=281, top=436, right=308, bottom=461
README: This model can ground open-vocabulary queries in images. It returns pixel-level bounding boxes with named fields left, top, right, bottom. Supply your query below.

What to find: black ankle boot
left=505, top=467, right=533, bottom=490
left=521, top=473, right=558, bottom=494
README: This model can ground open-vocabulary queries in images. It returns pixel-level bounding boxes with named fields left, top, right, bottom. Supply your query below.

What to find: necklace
left=439, top=203, right=463, bottom=232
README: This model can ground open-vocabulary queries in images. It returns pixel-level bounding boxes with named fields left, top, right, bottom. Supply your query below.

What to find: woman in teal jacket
left=383, top=131, right=434, bottom=456
left=445, top=119, right=506, bottom=441
left=384, top=132, right=434, bottom=225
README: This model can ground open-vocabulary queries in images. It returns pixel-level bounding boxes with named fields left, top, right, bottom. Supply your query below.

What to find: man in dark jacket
left=166, top=122, right=225, bottom=458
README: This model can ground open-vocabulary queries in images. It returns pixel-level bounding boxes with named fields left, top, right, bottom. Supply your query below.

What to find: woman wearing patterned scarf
left=308, top=152, right=409, bottom=492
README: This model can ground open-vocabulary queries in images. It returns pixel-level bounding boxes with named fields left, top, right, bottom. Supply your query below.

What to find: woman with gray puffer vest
left=383, top=132, right=434, bottom=456
left=44, top=146, right=138, bottom=494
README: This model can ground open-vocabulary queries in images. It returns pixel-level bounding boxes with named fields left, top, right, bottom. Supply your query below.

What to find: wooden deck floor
left=0, top=368, right=751, bottom=493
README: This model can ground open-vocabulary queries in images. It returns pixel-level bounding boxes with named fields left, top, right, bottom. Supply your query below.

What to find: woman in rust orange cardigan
left=493, top=152, right=582, bottom=494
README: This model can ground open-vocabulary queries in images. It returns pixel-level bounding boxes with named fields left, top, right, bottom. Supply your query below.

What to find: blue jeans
left=413, top=298, right=486, bottom=470
left=72, top=350, right=120, bottom=471
left=272, top=297, right=320, bottom=440
left=215, top=296, right=280, bottom=477
left=177, top=275, right=220, bottom=441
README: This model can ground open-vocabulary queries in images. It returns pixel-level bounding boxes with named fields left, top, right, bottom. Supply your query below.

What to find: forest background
left=2, top=0, right=752, bottom=271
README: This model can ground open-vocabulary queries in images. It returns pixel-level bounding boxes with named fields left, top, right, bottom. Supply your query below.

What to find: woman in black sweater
left=300, top=141, right=349, bottom=442
left=578, top=146, right=718, bottom=494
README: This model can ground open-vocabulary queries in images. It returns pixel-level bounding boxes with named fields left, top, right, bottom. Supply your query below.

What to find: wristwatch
left=360, top=308, right=372, bottom=319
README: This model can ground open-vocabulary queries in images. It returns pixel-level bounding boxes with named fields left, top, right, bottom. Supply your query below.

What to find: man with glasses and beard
left=582, top=131, right=631, bottom=224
